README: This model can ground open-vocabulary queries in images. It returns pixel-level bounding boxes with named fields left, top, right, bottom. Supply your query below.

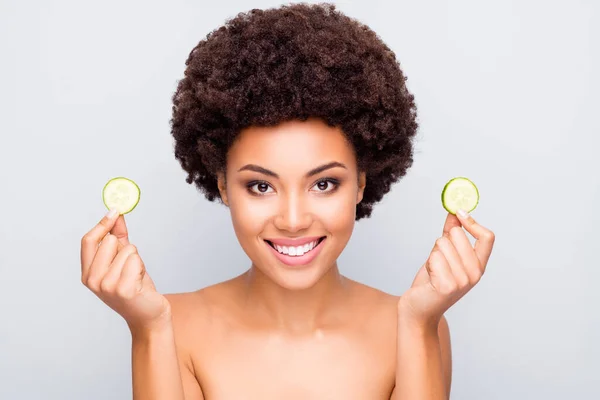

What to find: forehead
left=227, top=118, right=356, bottom=172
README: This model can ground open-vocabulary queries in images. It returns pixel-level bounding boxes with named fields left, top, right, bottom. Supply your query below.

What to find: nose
left=273, top=191, right=313, bottom=233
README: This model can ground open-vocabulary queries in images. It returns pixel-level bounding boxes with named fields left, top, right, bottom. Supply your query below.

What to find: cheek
left=315, top=190, right=357, bottom=237
left=228, top=190, right=270, bottom=240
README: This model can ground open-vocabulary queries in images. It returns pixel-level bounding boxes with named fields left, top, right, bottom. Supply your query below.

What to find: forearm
left=130, top=320, right=185, bottom=400
left=393, top=311, right=447, bottom=400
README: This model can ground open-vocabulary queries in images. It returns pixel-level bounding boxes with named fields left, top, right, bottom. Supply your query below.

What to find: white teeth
left=272, top=239, right=320, bottom=257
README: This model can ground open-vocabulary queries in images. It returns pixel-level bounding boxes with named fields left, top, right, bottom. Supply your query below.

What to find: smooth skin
left=80, top=118, right=495, bottom=399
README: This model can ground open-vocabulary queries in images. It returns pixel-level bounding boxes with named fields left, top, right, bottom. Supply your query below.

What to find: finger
left=118, top=253, right=146, bottom=296
left=427, top=250, right=457, bottom=295
left=442, top=212, right=461, bottom=238
left=434, top=236, right=470, bottom=287
left=84, top=234, right=119, bottom=289
left=456, top=210, right=496, bottom=267
left=99, top=245, right=139, bottom=293
left=110, top=215, right=130, bottom=247
left=448, top=226, right=483, bottom=283
left=81, top=209, right=120, bottom=276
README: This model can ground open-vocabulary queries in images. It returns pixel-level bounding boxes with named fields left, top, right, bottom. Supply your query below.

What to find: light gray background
left=1, top=0, right=598, bottom=399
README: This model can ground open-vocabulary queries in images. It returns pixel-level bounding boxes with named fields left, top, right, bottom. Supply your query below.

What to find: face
left=217, top=118, right=366, bottom=290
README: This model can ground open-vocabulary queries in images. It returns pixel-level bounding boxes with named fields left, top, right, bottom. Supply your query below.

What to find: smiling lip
left=265, top=236, right=323, bottom=247
left=264, top=237, right=326, bottom=267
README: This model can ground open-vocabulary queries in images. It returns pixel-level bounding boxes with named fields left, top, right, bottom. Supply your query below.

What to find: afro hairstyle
left=170, top=2, right=419, bottom=220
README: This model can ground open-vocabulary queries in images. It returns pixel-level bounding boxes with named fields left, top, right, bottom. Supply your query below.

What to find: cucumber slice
left=441, top=177, right=479, bottom=214
left=102, top=177, right=140, bottom=215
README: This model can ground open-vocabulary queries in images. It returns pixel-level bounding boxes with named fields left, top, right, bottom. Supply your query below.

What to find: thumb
left=110, top=215, right=130, bottom=248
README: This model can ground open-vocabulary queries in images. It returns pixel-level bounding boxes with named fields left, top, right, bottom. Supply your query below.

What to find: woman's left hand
left=398, top=210, right=496, bottom=327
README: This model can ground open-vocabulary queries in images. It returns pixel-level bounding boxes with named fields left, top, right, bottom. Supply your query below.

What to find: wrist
left=127, top=312, right=174, bottom=340
left=397, top=300, right=441, bottom=335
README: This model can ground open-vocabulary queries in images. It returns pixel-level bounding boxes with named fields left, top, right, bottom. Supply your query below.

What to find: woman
left=80, top=3, right=495, bottom=399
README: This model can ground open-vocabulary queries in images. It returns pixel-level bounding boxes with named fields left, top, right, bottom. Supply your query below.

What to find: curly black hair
left=170, top=2, right=418, bottom=220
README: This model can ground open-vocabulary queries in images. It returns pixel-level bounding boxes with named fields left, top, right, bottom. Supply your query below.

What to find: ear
left=356, top=171, right=366, bottom=204
left=217, top=171, right=229, bottom=207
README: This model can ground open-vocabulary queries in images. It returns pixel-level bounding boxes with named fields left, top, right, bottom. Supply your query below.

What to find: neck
left=240, top=263, right=350, bottom=335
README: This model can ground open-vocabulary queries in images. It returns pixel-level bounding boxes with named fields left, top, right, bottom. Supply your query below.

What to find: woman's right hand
left=80, top=209, right=172, bottom=334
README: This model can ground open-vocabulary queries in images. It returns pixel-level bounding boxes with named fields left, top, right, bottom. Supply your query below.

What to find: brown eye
left=311, top=178, right=339, bottom=193
left=247, top=181, right=274, bottom=195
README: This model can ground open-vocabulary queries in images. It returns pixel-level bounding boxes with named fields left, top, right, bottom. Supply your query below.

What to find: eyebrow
left=237, top=161, right=347, bottom=179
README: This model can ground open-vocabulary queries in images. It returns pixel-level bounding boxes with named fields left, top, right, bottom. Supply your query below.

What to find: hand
left=80, top=209, right=171, bottom=334
left=398, top=210, right=496, bottom=327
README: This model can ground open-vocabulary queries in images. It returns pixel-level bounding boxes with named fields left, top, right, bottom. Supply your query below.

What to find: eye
left=311, top=178, right=339, bottom=193
left=247, top=181, right=274, bottom=195
left=246, top=178, right=340, bottom=196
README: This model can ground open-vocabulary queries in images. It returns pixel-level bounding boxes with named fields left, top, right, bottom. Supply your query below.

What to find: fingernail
left=106, top=208, right=119, bottom=218
left=457, top=209, right=470, bottom=218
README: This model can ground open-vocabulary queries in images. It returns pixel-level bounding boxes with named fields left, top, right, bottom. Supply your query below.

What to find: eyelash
left=246, top=178, right=340, bottom=196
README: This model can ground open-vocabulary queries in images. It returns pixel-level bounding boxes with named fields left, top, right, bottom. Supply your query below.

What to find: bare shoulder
left=164, top=278, right=238, bottom=325
left=346, top=278, right=452, bottom=394
left=344, top=277, right=400, bottom=315
left=342, top=277, right=400, bottom=391
left=163, top=278, right=241, bottom=347
left=346, top=279, right=451, bottom=334
left=342, top=277, right=400, bottom=340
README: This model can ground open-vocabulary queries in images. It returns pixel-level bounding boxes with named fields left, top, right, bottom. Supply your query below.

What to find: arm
left=131, top=319, right=204, bottom=400
left=391, top=210, right=494, bottom=399
left=390, top=314, right=452, bottom=400
left=81, top=212, right=205, bottom=399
